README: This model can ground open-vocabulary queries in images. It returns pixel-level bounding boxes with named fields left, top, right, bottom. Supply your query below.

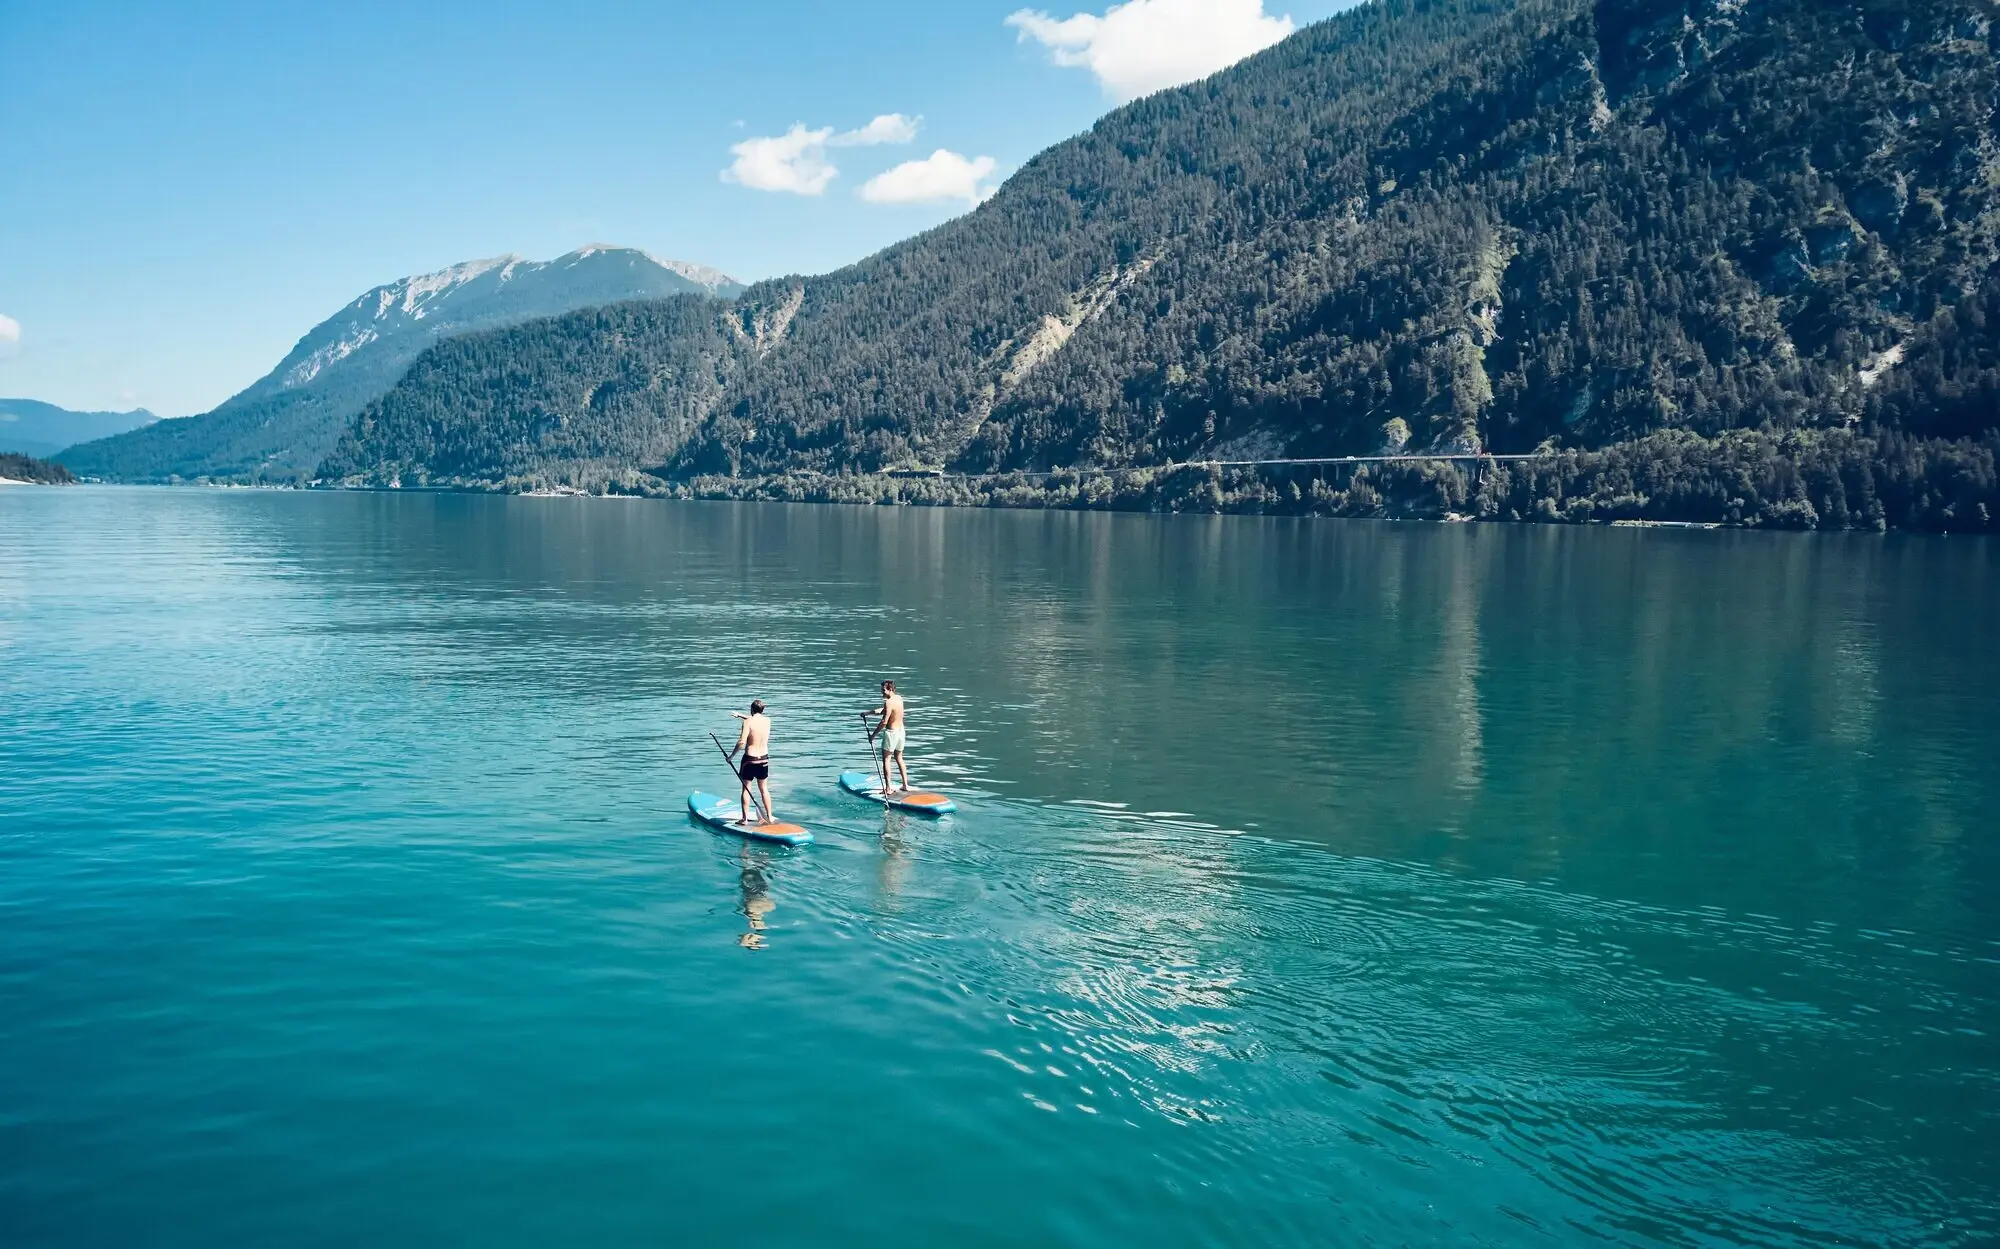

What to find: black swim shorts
left=739, top=754, right=770, bottom=782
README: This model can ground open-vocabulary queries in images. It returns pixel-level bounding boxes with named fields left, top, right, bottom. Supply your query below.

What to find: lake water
left=2, top=488, right=1996, bottom=1247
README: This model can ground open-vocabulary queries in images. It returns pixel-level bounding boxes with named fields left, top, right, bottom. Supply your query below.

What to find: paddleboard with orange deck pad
left=687, top=792, right=814, bottom=846
left=839, top=771, right=957, bottom=816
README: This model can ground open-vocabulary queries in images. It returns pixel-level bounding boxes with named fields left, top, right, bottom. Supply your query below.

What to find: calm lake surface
left=2, top=488, right=1996, bottom=1247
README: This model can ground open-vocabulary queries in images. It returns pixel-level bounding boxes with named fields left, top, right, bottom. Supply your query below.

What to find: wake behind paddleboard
left=687, top=792, right=814, bottom=846
left=839, top=771, right=957, bottom=816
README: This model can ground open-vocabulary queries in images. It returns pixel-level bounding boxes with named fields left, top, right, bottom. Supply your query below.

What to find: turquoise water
left=2, top=488, right=1996, bottom=1247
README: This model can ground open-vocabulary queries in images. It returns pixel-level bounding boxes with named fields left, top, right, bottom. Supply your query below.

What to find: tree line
left=0, top=452, right=77, bottom=485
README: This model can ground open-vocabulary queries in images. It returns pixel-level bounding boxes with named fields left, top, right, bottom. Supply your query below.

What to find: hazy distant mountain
left=60, top=247, right=742, bottom=482
left=0, top=399, right=157, bottom=459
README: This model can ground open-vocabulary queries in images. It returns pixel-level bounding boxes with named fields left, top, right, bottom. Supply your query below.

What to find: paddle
left=860, top=711, right=887, bottom=793
left=710, top=731, right=768, bottom=824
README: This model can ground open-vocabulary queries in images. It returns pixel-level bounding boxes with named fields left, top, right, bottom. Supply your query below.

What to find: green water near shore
left=3, top=488, right=1995, bottom=1246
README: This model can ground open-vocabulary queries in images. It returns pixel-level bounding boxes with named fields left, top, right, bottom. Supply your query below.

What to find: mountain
left=0, top=399, right=156, bottom=459
left=59, top=247, right=742, bottom=483
left=318, top=297, right=744, bottom=489
left=323, top=0, right=2000, bottom=529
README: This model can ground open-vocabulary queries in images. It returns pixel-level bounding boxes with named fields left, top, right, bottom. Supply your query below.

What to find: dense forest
left=317, top=298, right=745, bottom=489
left=319, top=0, right=2000, bottom=532
left=61, top=386, right=355, bottom=485
left=653, top=429, right=1997, bottom=532
left=0, top=452, right=78, bottom=485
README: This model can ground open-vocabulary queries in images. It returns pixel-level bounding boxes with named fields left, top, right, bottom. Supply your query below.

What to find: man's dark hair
left=882, top=680, right=895, bottom=693
left=750, top=699, right=766, bottom=714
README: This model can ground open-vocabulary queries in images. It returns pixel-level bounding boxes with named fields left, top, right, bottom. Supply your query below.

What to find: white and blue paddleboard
left=687, top=792, right=814, bottom=846
left=839, top=771, right=957, bottom=816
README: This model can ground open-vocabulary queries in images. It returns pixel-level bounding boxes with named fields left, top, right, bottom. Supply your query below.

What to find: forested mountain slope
left=321, top=0, right=2000, bottom=526
left=317, top=298, right=744, bottom=489
left=61, top=248, right=740, bottom=483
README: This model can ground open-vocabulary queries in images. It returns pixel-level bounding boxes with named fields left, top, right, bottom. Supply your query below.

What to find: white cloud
left=830, top=113, right=922, bottom=147
left=1007, top=0, right=1294, bottom=100
left=861, top=150, right=1000, bottom=205
left=723, top=124, right=839, bottom=195
left=723, top=114, right=921, bottom=195
left=0, top=313, right=18, bottom=359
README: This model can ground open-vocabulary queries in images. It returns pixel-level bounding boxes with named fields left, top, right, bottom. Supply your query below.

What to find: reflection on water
left=875, top=817, right=916, bottom=907
left=736, top=846, right=777, bottom=951
left=1, top=488, right=1996, bottom=1248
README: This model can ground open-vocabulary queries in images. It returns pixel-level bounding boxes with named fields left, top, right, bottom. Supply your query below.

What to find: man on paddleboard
left=863, top=680, right=912, bottom=794
left=727, top=699, right=776, bottom=825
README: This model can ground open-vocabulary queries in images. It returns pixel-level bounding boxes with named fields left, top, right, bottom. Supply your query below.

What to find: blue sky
left=0, top=0, right=1349, bottom=416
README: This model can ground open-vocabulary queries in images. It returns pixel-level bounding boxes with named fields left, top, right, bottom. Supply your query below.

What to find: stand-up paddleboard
left=687, top=792, right=814, bottom=846
left=839, top=771, right=957, bottom=816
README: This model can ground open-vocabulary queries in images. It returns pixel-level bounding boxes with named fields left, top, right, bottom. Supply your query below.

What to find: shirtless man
left=862, top=680, right=912, bottom=794
left=727, top=699, right=776, bottom=825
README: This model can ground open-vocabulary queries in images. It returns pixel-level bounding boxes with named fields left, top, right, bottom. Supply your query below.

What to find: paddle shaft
left=861, top=712, right=888, bottom=790
left=710, top=731, right=768, bottom=822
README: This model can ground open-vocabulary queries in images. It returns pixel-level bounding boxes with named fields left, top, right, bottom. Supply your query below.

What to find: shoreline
left=295, top=428, right=2000, bottom=534
left=56, top=427, right=2000, bottom=534
left=85, top=476, right=1977, bottom=537
left=57, top=428, right=2000, bottom=537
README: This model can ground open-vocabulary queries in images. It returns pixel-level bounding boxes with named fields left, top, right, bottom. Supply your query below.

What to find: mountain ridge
left=59, top=247, right=742, bottom=483
left=0, top=399, right=157, bottom=460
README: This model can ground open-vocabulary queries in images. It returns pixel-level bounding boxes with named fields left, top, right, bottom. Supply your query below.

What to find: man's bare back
left=730, top=699, right=775, bottom=823
left=736, top=713, right=771, bottom=757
